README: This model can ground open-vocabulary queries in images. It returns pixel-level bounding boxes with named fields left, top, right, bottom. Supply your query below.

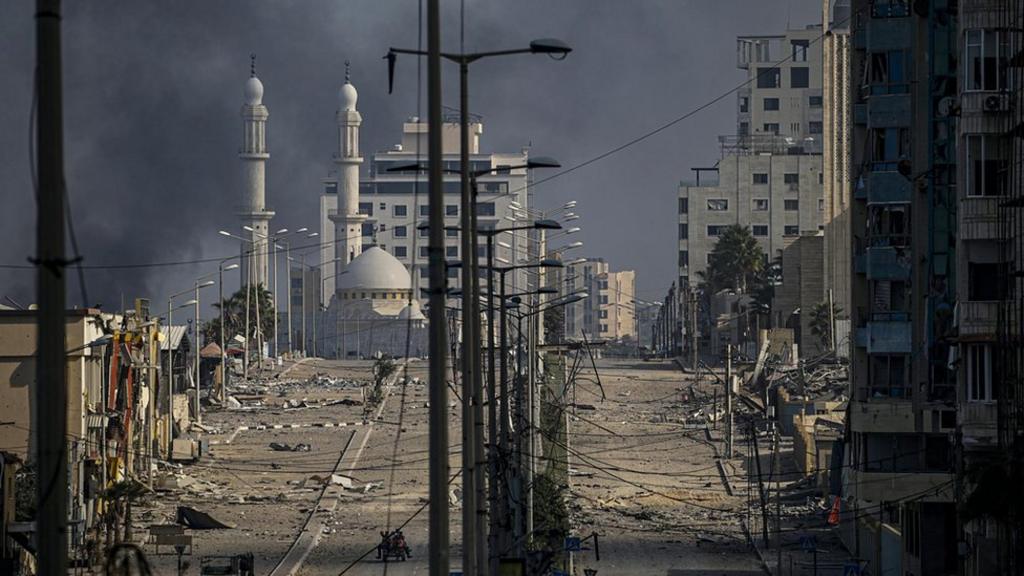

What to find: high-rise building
left=678, top=26, right=825, bottom=292
left=956, top=1, right=1024, bottom=573
left=822, top=0, right=852, bottom=355
left=844, top=2, right=958, bottom=572
left=239, top=60, right=274, bottom=288
left=560, top=258, right=636, bottom=342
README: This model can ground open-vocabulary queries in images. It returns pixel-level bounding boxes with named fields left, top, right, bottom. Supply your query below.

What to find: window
left=394, top=246, right=407, bottom=258
left=393, top=225, right=407, bottom=238
left=866, top=50, right=909, bottom=94
left=752, top=198, right=769, bottom=211
left=965, top=134, right=1008, bottom=197
left=763, top=123, right=780, bottom=135
left=783, top=173, right=799, bottom=184
left=361, top=222, right=374, bottom=236
left=784, top=225, right=799, bottom=235
left=791, top=40, right=809, bottom=62
left=678, top=197, right=689, bottom=214
left=790, top=67, right=809, bottom=88
left=379, top=202, right=387, bottom=211
left=476, top=202, right=496, bottom=217
left=753, top=173, right=769, bottom=185
left=968, top=262, right=1006, bottom=301
left=784, top=199, right=799, bottom=211
left=600, top=295, right=609, bottom=304
left=818, top=198, right=825, bottom=211
left=599, top=324, right=608, bottom=333
left=599, top=310, right=609, bottom=319
left=419, top=246, right=429, bottom=258
left=809, top=95, right=823, bottom=107
left=707, top=199, right=729, bottom=211
left=707, top=225, right=727, bottom=237
left=739, top=122, right=750, bottom=136
left=756, top=67, right=781, bottom=88
left=739, top=96, right=749, bottom=113
left=753, top=225, right=769, bottom=237
left=763, top=97, right=780, bottom=111
left=446, top=246, right=458, bottom=258
left=965, top=29, right=1008, bottom=92
left=809, top=121, right=823, bottom=134
left=393, top=204, right=408, bottom=217
left=418, top=225, right=429, bottom=238
left=966, top=344, right=993, bottom=402
left=445, top=204, right=458, bottom=216
left=870, top=127, right=910, bottom=167
left=420, top=205, right=430, bottom=217
left=871, top=0, right=910, bottom=18
left=870, top=355, right=909, bottom=398
left=678, top=223, right=688, bottom=238
left=446, top=228, right=458, bottom=237
left=358, top=202, right=373, bottom=216
left=678, top=250, right=689, bottom=267
left=379, top=223, right=387, bottom=232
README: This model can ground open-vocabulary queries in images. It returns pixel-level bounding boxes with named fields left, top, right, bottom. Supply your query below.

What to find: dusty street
left=141, top=357, right=773, bottom=576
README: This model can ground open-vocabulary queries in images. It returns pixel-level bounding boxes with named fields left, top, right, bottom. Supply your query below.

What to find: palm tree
left=808, top=299, right=844, bottom=352
left=202, top=285, right=275, bottom=347
left=700, top=225, right=764, bottom=294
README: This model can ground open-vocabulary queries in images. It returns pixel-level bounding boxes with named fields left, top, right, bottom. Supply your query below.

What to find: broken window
left=867, top=204, right=910, bottom=245
left=870, top=127, right=910, bottom=167
left=866, top=50, right=909, bottom=95
left=870, top=354, right=909, bottom=398
left=707, top=199, right=729, bottom=211
left=757, top=67, right=781, bottom=88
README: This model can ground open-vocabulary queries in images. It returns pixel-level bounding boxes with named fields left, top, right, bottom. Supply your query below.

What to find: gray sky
left=0, top=0, right=821, bottom=315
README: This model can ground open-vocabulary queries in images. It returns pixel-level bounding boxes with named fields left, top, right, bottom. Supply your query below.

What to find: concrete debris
left=330, top=474, right=354, bottom=489
left=225, top=396, right=243, bottom=409
left=449, top=487, right=462, bottom=505
left=269, top=442, right=312, bottom=452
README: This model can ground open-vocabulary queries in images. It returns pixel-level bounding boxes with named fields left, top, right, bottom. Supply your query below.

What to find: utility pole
left=827, top=288, right=836, bottom=354
left=194, top=282, right=202, bottom=425
left=690, top=292, right=698, bottom=370
left=36, top=1, right=68, bottom=574
left=726, top=344, right=733, bottom=457
left=425, top=1, right=450, bottom=573
left=751, top=423, right=769, bottom=548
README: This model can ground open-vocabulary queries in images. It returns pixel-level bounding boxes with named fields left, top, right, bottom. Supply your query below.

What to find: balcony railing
left=718, top=134, right=822, bottom=157
left=960, top=300, right=1000, bottom=338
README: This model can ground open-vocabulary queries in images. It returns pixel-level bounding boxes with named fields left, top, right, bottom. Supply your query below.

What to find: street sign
left=799, top=535, right=817, bottom=552
left=564, top=537, right=582, bottom=552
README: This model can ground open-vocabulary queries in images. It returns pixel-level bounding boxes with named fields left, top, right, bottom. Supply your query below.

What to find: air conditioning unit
left=983, top=94, right=1009, bottom=113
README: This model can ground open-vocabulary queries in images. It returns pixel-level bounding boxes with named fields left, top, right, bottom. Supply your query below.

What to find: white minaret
left=329, top=62, right=366, bottom=289
left=240, top=55, right=274, bottom=288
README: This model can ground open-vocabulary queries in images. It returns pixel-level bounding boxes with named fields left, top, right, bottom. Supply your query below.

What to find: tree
left=699, top=225, right=764, bottom=294
left=808, top=299, right=844, bottom=351
left=201, top=284, right=275, bottom=348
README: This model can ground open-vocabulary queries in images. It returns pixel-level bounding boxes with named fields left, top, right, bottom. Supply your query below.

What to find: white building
left=560, top=258, right=636, bottom=341
left=239, top=59, right=274, bottom=288
left=679, top=26, right=825, bottom=289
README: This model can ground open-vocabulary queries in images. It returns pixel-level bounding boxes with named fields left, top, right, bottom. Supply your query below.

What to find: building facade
left=679, top=26, right=825, bottom=292
left=561, top=258, right=636, bottom=342
left=845, top=2, right=959, bottom=573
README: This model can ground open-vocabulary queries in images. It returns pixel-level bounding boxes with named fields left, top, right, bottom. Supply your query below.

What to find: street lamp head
left=509, top=201, right=521, bottom=209
left=565, top=226, right=581, bottom=234
left=223, top=263, right=240, bottom=271
left=218, top=230, right=232, bottom=237
left=276, top=228, right=289, bottom=235
left=533, top=219, right=562, bottom=230
left=526, top=156, right=561, bottom=169
left=539, top=259, right=564, bottom=268
left=242, top=225, right=255, bottom=232
left=563, top=215, right=580, bottom=222
left=181, top=299, right=198, bottom=307
left=198, top=280, right=215, bottom=288
left=308, top=232, right=319, bottom=238
left=529, top=38, right=572, bottom=58
left=297, top=227, right=308, bottom=233
left=564, top=200, right=577, bottom=208
left=537, top=287, right=558, bottom=295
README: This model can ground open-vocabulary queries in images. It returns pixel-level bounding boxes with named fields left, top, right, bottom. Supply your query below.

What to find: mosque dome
left=337, top=246, right=411, bottom=291
left=245, top=76, right=264, bottom=106
left=339, top=81, right=358, bottom=112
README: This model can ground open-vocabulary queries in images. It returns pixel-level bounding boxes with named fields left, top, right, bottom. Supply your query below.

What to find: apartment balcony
left=867, top=93, right=911, bottom=128
left=866, top=171, right=912, bottom=204
left=718, top=134, right=822, bottom=157
left=959, top=300, right=1000, bottom=339
left=866, top=10, right=912, bottom=50
left=959, top=196, right=1003, bottom=240
left=864, top=245, right=912, bottom=280
left=850, top=397, right=916, bottom=432
left=863, top=320, right=911, bottom=354
left=961, top=402, right=998, bottom=450
left=849, top=469, right=953, bottom=503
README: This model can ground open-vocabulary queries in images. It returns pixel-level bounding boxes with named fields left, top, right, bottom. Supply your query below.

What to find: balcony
left=959, top=300, right=1000, bottom=339
left=866, top=11, right=912, bottom=49
left=865, top=245, right=912, bottom=280
left=867, top=94, right=911, bottom=128
left=866, top=171, right=912, bottom=204
left=865, top=320, right=911, bottom=354
left=961, top=402, right=998, bottom=449
left=959, top=196, right=1003, bottom=240
left=718, top=134, right=822, bottom=157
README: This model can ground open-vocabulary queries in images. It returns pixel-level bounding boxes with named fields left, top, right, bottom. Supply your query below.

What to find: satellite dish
left=937, top=96, right=959, bottom=117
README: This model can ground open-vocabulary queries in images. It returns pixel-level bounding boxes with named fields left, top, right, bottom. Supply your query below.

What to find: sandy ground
left=137, top=356, right=848, bottom=576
